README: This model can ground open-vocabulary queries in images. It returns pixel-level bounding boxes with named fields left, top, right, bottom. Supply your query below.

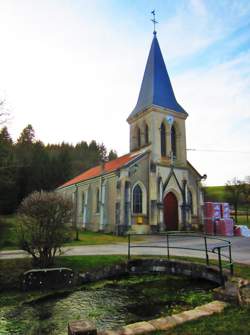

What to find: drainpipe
left=197, top=174, right=207, bottom=227
left=181, top=179, right=187, bottom=230
left=74, top=183, right=79, bottom=240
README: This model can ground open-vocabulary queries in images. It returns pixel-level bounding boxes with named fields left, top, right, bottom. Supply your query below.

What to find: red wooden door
left=164, top=192, right=178, bottom=230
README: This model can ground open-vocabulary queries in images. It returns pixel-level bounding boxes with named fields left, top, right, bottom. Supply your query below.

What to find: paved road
left=0, top=236, right=249, bottom=264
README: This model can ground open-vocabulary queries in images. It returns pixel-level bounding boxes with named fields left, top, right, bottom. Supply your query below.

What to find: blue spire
left=128, top=34, right=186, bottom=119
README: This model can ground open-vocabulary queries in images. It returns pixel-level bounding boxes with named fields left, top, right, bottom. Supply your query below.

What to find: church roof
left=59, top=149, right=147, bottom=189
left=128, top=33, right=186, bottom=120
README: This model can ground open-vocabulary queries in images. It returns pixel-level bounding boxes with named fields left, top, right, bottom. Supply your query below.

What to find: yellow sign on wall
left=137, top=216, right=143, bottom=224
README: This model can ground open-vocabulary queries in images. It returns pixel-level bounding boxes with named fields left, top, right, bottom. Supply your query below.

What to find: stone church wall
left=129, top=155, right=149, bottom=226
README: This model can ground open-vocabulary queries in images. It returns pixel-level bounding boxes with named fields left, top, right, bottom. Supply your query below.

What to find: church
left=58, top=30, right=206, bottom=235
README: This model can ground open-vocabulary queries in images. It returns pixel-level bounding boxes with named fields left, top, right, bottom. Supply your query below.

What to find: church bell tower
left=127, top=31, right=188, bottom=168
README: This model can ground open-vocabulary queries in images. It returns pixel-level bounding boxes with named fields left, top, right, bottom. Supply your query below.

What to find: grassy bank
left=0, top=255, right=126, bottom=290
left=204, top=185, right=226, bottom=202
left=159, top=305, right=250, bottom=335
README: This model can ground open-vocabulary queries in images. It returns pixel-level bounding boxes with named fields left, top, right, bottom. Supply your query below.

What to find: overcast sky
left=0, top=0, right=250, bottom=186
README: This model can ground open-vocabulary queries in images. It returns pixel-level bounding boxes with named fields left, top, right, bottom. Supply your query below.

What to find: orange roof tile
left=59, top=151, right=142, bottom=188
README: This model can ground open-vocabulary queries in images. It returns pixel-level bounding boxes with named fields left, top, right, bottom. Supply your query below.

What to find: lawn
left=66, top=230, right=131, bottom=246
left=0, top=216, right=19, bottom=249
left=0, top=215, right=135, bottom=250
left=235, top=214, right=250, bottom=227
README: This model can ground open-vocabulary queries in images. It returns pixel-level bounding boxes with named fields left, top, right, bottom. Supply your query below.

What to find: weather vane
left=151, top=10, right=158, bottom=35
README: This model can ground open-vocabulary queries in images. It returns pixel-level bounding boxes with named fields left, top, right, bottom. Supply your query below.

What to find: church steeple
left=128, top=34, right=186, bottom=120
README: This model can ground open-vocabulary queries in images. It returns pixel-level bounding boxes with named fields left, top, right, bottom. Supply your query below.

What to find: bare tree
left=0, top=99, right=10, bottom=125
left=18, top=191, right=73, bottom=267
left=225, top=178, right=244, bottom=223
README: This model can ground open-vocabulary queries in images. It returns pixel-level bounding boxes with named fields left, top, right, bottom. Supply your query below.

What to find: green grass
left=66, top=230, right=133, bottom=246
left=0, top=255, right=126, bottom=291
left=159, top=305, right=250, bottom=335
left=235, top=215, right=250, bottom=227
left=0, top=216, right=19, bottom=249
left=0, top=215, right=138, bottom=250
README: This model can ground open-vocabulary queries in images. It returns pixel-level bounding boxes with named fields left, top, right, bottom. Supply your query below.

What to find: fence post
left=204, top=236, right=209, bottom=266
left=217, top=247, right=224, bottom=287
left=166, top=233, right=170, bottom=260
left=229, top=243, right=233, bottom=275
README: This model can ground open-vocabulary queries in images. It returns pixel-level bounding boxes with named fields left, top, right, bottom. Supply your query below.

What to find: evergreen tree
left=108, top=149, right=118, bottom=161
left=17, top=124, right=35, bottom=144
left=0, top=127, right=17, bottom=213
left=0, top=124, right=117, bottom=213
left=15, top=125, right=36, bottom=203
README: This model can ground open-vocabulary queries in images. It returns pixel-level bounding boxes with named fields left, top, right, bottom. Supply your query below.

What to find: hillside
left=203, top=186, right=226, bottom=202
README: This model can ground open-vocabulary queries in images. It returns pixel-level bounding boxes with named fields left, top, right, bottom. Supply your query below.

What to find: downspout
left=74, top=183, right=79, bottom=240
left=181, top=179, right=187, bottom=230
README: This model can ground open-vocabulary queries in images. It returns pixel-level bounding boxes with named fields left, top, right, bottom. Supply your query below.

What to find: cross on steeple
left=151, top=10, right=158, bottom=35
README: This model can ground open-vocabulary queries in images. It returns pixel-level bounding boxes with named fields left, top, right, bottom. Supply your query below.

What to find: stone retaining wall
left=78, top=259, right=228, bottom=286
left=68, top=301, right=228, bottom=335
left=127, top=258, right=228, bottom=285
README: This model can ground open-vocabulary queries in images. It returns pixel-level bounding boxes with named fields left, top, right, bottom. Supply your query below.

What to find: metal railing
left=128, top=232, right=234, bottom=286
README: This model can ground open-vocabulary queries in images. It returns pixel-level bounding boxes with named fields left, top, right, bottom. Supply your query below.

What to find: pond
left=0, top=274, right=217, bottom=335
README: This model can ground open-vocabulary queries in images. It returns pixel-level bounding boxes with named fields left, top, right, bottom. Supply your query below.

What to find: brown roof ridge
left=58, top=150, right=147, bottom=189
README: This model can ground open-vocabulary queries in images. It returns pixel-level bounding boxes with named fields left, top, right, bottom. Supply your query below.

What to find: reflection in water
left=1, top=275, right=216, bottom=335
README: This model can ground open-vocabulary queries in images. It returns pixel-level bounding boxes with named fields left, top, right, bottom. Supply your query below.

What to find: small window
left=137, top=128, right=141, bottom=148
left=188, top=189, right=193, bottom=214
left=160, top=123, right=166, bottom=157
left=145, top=124, right=149, bottom=144
left=133, top=184, right=142, bottom=213
left=171, top=126, right=177, bottom=159
left=96, top=189, right=100, bottom=213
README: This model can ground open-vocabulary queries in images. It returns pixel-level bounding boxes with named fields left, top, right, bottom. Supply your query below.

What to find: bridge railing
left=127, top=232, right=233, bottom=286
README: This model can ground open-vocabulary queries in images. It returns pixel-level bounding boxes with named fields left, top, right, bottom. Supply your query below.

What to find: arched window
left=96, top=189, right=100, bottom=213
left=171, top=126, right=177, bottom=159
left=137, top=127, right=141, bottom=148
left=158, top=177, right=163, bottom=202
left=145, top=124, right=149, bottom=144
left=133, top=184, right=142, bottom=213
left=188, top=189, right=193, bottom=214
left=160, top=122, right=166, bottom=157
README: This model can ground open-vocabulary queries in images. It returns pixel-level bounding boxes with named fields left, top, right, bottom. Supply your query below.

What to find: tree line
left=225, top=177, right=250, bottom=223
left=0, top=124, right=117, bottom=214
left=204, top=177, right=250, bottom=224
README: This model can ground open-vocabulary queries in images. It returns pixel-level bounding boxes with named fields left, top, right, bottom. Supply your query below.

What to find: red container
left=223, top=203, right=230, bottom=219
left=213, top=203, right=222, bottom=218
left=204, top=202, right=222, bottom=219
left=204, top=202, right=214, bottom=218
left=215, top=218, right=234, bottom=237
left=234, top=226, right=242, bottom=236
left=204, top=218, right=215, bottom=235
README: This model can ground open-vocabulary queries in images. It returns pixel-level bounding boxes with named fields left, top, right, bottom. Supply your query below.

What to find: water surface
left=0, top=274, right=216, bottom=335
